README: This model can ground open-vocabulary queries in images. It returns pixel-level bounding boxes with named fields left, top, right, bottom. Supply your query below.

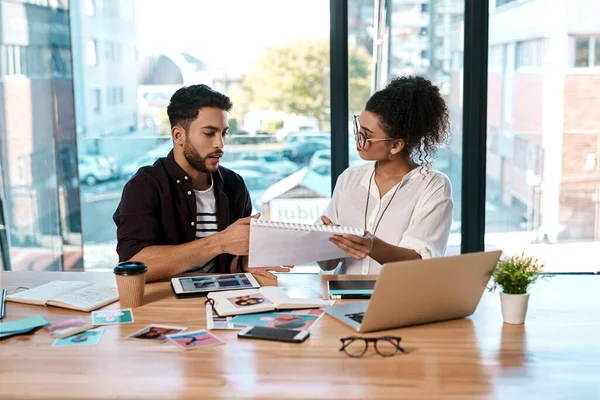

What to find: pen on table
left=0, top=288, right=6, bottom=319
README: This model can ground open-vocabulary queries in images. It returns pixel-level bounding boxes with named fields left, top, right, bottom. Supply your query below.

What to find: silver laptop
left=322, top=250, right=502, bottom=333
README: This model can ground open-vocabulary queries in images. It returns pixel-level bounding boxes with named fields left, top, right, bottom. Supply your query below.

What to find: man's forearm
left=129, top=233, right=225, bottom=282
left=369, top=237, right=421, bottom=265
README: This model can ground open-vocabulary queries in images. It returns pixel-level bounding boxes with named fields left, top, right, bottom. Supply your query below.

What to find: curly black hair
left=364, top=75, right=450, bottom=168
left=167, top=84, right=233, bottom=131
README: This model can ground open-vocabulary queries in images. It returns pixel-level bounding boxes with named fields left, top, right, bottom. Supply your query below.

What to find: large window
left=487, top=2, right=600, bottom=272
left=4, top=1, right=597, bottom=274
left=70, top=0, right=332, bottom=271
left=0, top=0, right=334, bottom=272
left=368, top=0, right=464, bottom=256
left=0, top=0, right=82, bottom=271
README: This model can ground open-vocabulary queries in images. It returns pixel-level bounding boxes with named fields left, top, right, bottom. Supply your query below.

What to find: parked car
left=308, top=149, right=367, bottom=175
left=119, top=142, right=172, bottom=180
left=221, top=160, right=285, bottom=181
left=308, top=149, right=331, bottom=171
left=283, top=140, right=330, bottom=165
left=106, top=156, right=120, bottom=178
left=284, top=131, right=330, bottom=146
left=121, top=154, right=160, bottom=180
left=228, top=133, right=277, bottom=145
left=235, top=168, right=277, bottom=190
left=78, top=155, right=114, bottom=186
left=234, top=168, right=277, bottom=212
left=234, top=151, right=300, bottom=176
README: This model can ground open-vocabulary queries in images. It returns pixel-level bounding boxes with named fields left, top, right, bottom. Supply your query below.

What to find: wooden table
left=0, top=272, right=599, bottom=400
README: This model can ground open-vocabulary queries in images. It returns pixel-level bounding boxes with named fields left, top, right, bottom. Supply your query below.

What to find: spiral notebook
left=248, top=219, right=364, bottom=267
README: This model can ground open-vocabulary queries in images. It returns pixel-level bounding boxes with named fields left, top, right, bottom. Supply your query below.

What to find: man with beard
left=113, top=85, right=291, bottom=282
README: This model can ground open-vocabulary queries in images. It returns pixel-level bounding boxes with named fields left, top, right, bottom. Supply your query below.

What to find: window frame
left=571, top=35, right=600, bottom=68
left=87, top=39, right=98, bottom=66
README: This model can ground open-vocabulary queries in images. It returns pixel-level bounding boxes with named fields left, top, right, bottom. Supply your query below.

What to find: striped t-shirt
left=193, top=178, right=218, bottom=273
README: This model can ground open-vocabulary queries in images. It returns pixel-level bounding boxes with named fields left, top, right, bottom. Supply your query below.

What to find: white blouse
left=319, top=162, right=453, bottom=275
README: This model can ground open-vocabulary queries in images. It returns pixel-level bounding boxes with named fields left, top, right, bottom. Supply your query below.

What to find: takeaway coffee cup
left=113, top=261, right=147, bottom=308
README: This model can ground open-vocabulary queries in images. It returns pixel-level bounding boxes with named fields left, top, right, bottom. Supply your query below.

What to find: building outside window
left=87, top=39, right=97, bottom=66
left=92, top=89, right=101, bottom=112
left=85, top=0, right=95, bottom=16
left=483, top=1, right=600, bottom=270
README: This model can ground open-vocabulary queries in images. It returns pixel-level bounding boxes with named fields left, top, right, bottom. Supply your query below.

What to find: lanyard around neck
left=364, top=165, right=403, bottom=235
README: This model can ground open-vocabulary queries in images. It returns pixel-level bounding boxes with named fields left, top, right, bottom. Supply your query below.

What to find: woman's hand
left=329, top=232, right=375, bottom=260
left=323, top=215, right=374, bottom=260
left=320, top=216, right=342, bottom=270
left=233, top=256, right=293, bottom=280
left=321, top=216, right=338, bottom=226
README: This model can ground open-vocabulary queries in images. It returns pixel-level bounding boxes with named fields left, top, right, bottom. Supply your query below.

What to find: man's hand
left=238, top=256, right=293, bottom=280
left=220, top=213, right=260, bottom=255
left=329, top=232, right=375, bottom=260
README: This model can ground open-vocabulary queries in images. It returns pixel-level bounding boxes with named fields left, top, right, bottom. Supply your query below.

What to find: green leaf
left=488, top=253, right=546, bottom=295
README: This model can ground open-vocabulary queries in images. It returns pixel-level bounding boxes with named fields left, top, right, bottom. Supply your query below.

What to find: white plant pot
left=500, top=292, right=530, bottom=324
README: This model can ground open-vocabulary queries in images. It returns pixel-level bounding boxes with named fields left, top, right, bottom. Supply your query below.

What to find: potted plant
left=488, top=253, right=545, bottom=324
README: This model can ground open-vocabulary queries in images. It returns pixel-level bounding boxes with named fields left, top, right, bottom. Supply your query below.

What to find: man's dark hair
left=167, top=84, right=233, bottom=130
left=365, top=75, right=450, bottom=167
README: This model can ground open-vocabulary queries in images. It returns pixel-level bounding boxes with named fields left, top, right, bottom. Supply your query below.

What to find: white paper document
left=6, top=280, right=118, bottom=312
left=248, top=219, right=364, bottom=267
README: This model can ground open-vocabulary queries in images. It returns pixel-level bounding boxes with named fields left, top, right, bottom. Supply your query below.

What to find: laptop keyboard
left=345, top=312, right=365, bottom=324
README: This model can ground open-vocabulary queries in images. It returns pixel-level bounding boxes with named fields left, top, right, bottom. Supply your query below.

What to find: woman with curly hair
left=319, top=75, right=453, bottom=275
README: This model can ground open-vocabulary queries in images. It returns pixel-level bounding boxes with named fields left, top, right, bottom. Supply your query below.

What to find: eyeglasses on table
left=339, top=336, right=405, bottom=358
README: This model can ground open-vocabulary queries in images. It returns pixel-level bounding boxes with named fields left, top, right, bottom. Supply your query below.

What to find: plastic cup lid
left=114, top=261, right=147, bottom=276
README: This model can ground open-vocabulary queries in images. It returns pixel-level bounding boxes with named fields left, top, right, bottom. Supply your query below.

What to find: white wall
left=566, top=0, right=600, bottom=34
left=489, top=0, right=564, bottom=45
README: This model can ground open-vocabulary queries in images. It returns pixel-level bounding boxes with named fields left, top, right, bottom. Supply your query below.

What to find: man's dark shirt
left=113, top=150, right=252, bottom=273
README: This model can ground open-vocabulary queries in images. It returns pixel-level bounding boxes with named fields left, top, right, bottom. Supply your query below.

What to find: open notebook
left=206, top=287, right=332, bottom=317
left=248, top=219, right=364, bottom=267
left=6, top=281, right=119, bottom=312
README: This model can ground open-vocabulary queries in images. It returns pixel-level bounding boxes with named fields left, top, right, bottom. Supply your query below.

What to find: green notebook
left=0, top=315, right=48, bottom=338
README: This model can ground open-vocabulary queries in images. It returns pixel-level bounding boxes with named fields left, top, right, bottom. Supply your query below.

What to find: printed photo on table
left=167, top=330, right=224, bottom=350
left=52, top=329, right=104, bottom=347
left=227, top=294, right=271, bottom=308
left=128, top=325, right=186, bottom=342
left=231, top=310, right=322, bottom=331
left=91, top=309, right=134, bottom=325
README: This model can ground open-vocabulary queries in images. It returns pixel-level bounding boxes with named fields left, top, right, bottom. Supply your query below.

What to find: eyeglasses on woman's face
left=353, top=114, right=396, bottom=150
